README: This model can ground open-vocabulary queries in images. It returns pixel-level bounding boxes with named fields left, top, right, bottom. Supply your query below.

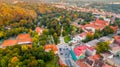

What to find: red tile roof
left=79, top=32, right=87, bottom=37
left=110, top=26, right=118, bottom=33
left=76, top=59, right=87, bottom=67
left=44, top=44, right=58, bottom=52
left=88, top=54, right=100, bottom=60
left=17, top=34, right=32, bottom=44
left=82, top=19, right=109, bottom=30
left=2, top=40, right=17, bottom=47
left=17, top=34, right=30, bottom=40
left=74, top=45, right=87, bottom=56
left=35, top=27, right=43, bottom=34
left=74, top=45, right=95, bottom=56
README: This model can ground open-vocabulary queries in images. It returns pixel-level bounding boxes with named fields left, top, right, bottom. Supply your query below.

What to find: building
left=110, top=26, right=118, bottom=33
left=76, top=59, right=87, bottom=67
left=1, top=39, right=17, bottom=48
left=114, top=36, right=120, bottom=45
left=35, top=27, right=43, bottom=35
left=16, top=34, right=32, bottom=45
left=110, top=43, right=120, bottom=55
left=81, top=19, right=109, bottom=33
left=86, top=39, right=100, bottom=47
left=44, top=44, right=58, bottom=54
left=99, top=36, right=114, bottom=44
left=1, top=34, right=32, bottom=48
left=74, top=45, right=96, bottom=60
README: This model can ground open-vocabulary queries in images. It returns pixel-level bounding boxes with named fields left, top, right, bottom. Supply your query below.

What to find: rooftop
left=44, top=44, right=58, bottom=52
left=2, top=39, right=17, bottom=47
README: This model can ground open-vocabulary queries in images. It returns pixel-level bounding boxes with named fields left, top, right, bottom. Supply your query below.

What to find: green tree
left=96, top=41, right=110, bottom=53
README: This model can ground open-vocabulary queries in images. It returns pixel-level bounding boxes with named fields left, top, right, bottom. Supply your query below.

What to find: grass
left=64, top=35, right=71, bottom=43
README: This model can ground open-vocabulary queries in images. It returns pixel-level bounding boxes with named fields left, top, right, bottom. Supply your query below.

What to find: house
left=101, top=52, right=120, bottom=67
left=16, top=34, right=32, bottom=45
left=76, top=59, right=87, bottom=67
left=1, top=40, right=17, bottom=48
left=81, top=19, right=109, bottom=33
left=85, top=54, right=112, bottom=67
left=114, top=36, right=120, bottom=45
left=78, top=32, right=87, bottom=40
left=44, top=44, right=58, bottom=54
left=74, top=45, right=96, bottom=60
left=35, top=27, right=43, bottom=35
left=109, top=43, right=120, bottom=55
left=110, top=26, right=118, bottom=33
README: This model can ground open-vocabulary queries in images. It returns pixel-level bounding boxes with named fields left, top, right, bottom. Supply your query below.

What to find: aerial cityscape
left=0, top=0, right=120, bottom=67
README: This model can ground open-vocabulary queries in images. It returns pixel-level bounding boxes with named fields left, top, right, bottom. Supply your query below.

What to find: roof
left=74, top=45, right=95, bottom=56
left=74, top=45, right=87, bottom=56
left=102, top=64, right=112, bottom=67
left=17, top=34, right=30, bottom=40
left=86, top=39, right=100, bottom=46
left=114, top=36, right=120, bottom=44
left=76, top=59, right=87, bottom=67
left=114, top=36, right=120, bottom=40
left=35, top=27, right=43, bottom=34
left=79, top=32, right=87, bottom=37
left=16, top=34, right=32, bottom=44
left=44, top=44, right=58, bottom=52
left=2, top=40, right=17, bottom=47
left=99, top=36, right=112, bottom=42
left=110, top=26, right=118, bottom=32
left=82, top=19, right=109, bottom=30
left=88, top=54, right=101, bottom=60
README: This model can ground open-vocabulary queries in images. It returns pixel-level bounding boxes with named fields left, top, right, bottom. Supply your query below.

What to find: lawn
left=64, top=35, right=71, bottom=43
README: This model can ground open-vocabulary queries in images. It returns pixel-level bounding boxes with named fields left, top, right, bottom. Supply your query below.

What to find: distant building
left=35, top=27, right=43, bottom=35
left=81, top=19, right=109, bottom=33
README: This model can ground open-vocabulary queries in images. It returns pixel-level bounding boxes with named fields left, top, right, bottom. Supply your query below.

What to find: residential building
left=35, top=27, right=43, bottom=35
left=74, top=45, right=96, bottom=60
left=1, top=39, right=17, bottom=48
left=81, top=19, right=109, bottom=33
left=44, top=44, right=58, bottom=54
left=114, top=36, right=120, bottom=45
left=16, top=34, right=32, bottom=45
left=86, top=39, right=100, bottom=47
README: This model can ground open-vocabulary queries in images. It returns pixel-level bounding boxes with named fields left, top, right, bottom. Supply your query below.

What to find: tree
left=94, top=30, right=102, bottom=39
left=96, top=41, right=110, bottom=53
left=83, top=32, right=94, bottom=43
left=103, top=26, right=114, bottom=36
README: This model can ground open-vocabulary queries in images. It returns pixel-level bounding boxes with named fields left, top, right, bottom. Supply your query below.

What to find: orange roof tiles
left=76, top=59, right=87, bottom=67
left=83, top=19, right=109, bottom=30
left=110, top=26, right=118, bottom=32
left=17, top=34, right=30, bottom=40
left=2, top=40, right=17, bottom=47
left=88, top=54, right=100, bottom=60
left=16, top=34, right=32, bottom=44
left=44, top=44, right=58, bottom=52
left=35, top=27, right=43, bottom=35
